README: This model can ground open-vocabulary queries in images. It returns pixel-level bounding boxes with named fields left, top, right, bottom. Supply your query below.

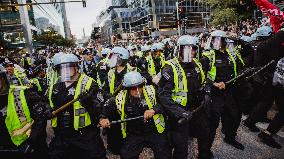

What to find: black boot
left=244, top=119, right=260, bottom=132
left=258, top=132, right=282, bottom=149
left=224, top=137, right=245, bottom=150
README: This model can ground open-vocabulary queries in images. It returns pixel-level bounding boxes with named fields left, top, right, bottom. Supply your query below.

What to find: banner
left=255, top=0, right=284, bottom=32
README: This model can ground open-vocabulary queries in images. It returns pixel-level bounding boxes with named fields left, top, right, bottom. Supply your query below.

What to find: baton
left=98, top=115, right=144, bottom=127
left=245, top=60, right=275, bottom=80
left=0, top=149, right=20, bottom=152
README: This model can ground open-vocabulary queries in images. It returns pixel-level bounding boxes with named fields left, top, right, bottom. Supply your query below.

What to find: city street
left=106, top=120, right=284, bottom=159
left=1, top=0, right=284, bottom=159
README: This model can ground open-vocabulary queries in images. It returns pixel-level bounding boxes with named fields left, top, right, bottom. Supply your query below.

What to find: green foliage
left=200, top=0, right=256, bottom=26
left=211, top=8, right=238, bottom=25
left=34, top=28, right=76, bottom=48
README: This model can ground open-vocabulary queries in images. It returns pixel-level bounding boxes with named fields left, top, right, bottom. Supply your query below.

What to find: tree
left=34, top=28, right=76, bottom=48
left=200, top=0, right=256, bottom=26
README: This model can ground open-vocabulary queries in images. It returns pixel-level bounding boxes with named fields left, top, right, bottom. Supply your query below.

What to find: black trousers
left=208, top=89, right=239, bottom=148
left=49, top=126, right=106, bottom=159
left=168, top=122, right=189, bottom=159
left=189, top=109, right=212, bottom=159
left=266, top=87, right=284, bottom=135
left=247, top=84, right=275, bottom=124
left=120, top=132, right=171, bottom=159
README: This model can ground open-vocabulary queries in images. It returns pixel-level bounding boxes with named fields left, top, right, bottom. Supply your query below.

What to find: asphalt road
left=47, top=119, right=284, bottom=159
left=106, top=121, right=284, bottom=159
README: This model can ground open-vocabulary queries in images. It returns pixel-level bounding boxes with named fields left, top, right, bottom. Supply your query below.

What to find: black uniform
left=136, top=56, right=154, bottom=85
left=245, top=30, right=284, bottom=134
left=203, top=49, right=243, bottom=149
left=0, top=89, right=48, bottom=159
left=158, top=58, right=211, bottom=159
left=101, top=93, right=171, bottom=159
left=96, top=59, right=110, bottom=88
left=48, top=80, right=106, bottom=159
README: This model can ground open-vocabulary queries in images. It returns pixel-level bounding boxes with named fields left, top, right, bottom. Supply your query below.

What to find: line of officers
left=0, top=26, right=283, bottom=159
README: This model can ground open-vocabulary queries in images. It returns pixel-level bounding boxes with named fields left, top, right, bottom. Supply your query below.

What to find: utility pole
left=17, top=0, right=33, bottom=60
left=176, top=1, right=181, bottom=36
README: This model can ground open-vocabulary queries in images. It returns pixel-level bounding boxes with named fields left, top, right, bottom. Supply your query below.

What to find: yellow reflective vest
left=146, top=55, right=156, bottom=77
left=108, top=64, right=137, bottom=95
left=5, top=85, right=32, bottom=146
left=164, top=58, right=188, bottom=106
left=49, top=74, right=94, bottom=130
left=115, top=85, right=165, bottom=138
left=202, top=49, right=237, bottom=81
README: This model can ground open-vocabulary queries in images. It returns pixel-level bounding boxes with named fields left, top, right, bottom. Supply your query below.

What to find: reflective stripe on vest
left=115, top=85, right=165, bottom=138
left=50, top=74, right=93, bottom=130
left=108, top=64, right=137, bottom=95
left=193, top=58, right=205, bottom=85
left=31, top=78, right=42, bottom=92
left=146, top=55, right=156, bottom=77
left=14, top=69, right=27, bottom=86
left=202, top=50, right=237, bottom=81
left=164, top=58, right=188, bottom=106
left=5, top=85, right=32, bottom=146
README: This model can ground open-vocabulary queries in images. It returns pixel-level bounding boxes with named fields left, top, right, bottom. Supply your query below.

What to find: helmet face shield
left=56, top=63, right=79, bottom=83
left=0, top=73, right=9, bottom=95
left=212, top=37, right=222, bottom=50
left=179, top=45, right=195, bottom=63
left=109, top=54, right=123, bottom=68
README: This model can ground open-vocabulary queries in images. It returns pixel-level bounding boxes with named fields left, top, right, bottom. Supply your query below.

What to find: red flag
left=255, top=0, right=284, bottom=32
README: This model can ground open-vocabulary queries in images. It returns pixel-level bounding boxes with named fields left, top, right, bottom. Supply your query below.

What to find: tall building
left=32, top=0, right=66, bottom=37
left=94, top=0, right=211, bottom=44
left=0, top=0, right=36, bottom=50
left=0, top=0, right=70, bottom=53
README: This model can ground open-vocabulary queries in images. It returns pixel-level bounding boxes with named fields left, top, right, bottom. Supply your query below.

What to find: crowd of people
left=0, top=19, right=283, bottom=159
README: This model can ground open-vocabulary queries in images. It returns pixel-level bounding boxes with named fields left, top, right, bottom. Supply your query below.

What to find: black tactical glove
left=19, top=141, right=34, bottom=154
left=177, top=111, right=193, bottom=125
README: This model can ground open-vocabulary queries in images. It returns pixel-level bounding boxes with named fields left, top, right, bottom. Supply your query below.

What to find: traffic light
left=82, top=0, right=86, bottom=8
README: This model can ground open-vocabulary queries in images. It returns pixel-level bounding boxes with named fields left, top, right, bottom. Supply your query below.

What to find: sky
left=65, top=0, right=108, bottom=39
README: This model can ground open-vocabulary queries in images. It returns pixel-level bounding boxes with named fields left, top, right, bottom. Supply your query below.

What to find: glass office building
left=32, top=0, right=65, bottom=36
left=0, top=0, right=35, bottom=50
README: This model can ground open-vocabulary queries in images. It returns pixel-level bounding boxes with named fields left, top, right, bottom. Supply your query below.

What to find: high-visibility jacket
left=108, top=64, right=137, bottom=95
left=146, top=55, right=156, bottom=77
left=49, top=74, right=94, bottom=130
left=115, top=85, right=165, bottom=138
left=5, top=85, right=32, bottom=146
left=192, top=58, right=206, bottom=85
left=202, top=49, right=237, bottom=81
left=164, top=58, right=188, bottom=106
left=14, top=69, right=28, bottom=86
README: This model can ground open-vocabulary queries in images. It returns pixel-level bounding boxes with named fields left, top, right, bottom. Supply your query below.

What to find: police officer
left=3, top=60, right=30, bottom=86
left=96, top=48, right=111, bottom=88
left=106, top=47, right=137, bottom=96
left=158, top=34, right=208, bottom=158
left=247, top=25, right=284, bottom=149
left=100, top=71, right=170, bottom=159
left=81, top=49, right=97, bottom=79
left=136, top=45, right=156, bottom=85
left=0, top=64, right=48, bottom=159
left=29, top=64, right=47, bottom=96
left=202, top=30, right=244, bottom=150
left=244, top=26, right=275, bottom=132
left=48, top=54, right=106, bottom=159
left=151, top=43, right=166, bottom=74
